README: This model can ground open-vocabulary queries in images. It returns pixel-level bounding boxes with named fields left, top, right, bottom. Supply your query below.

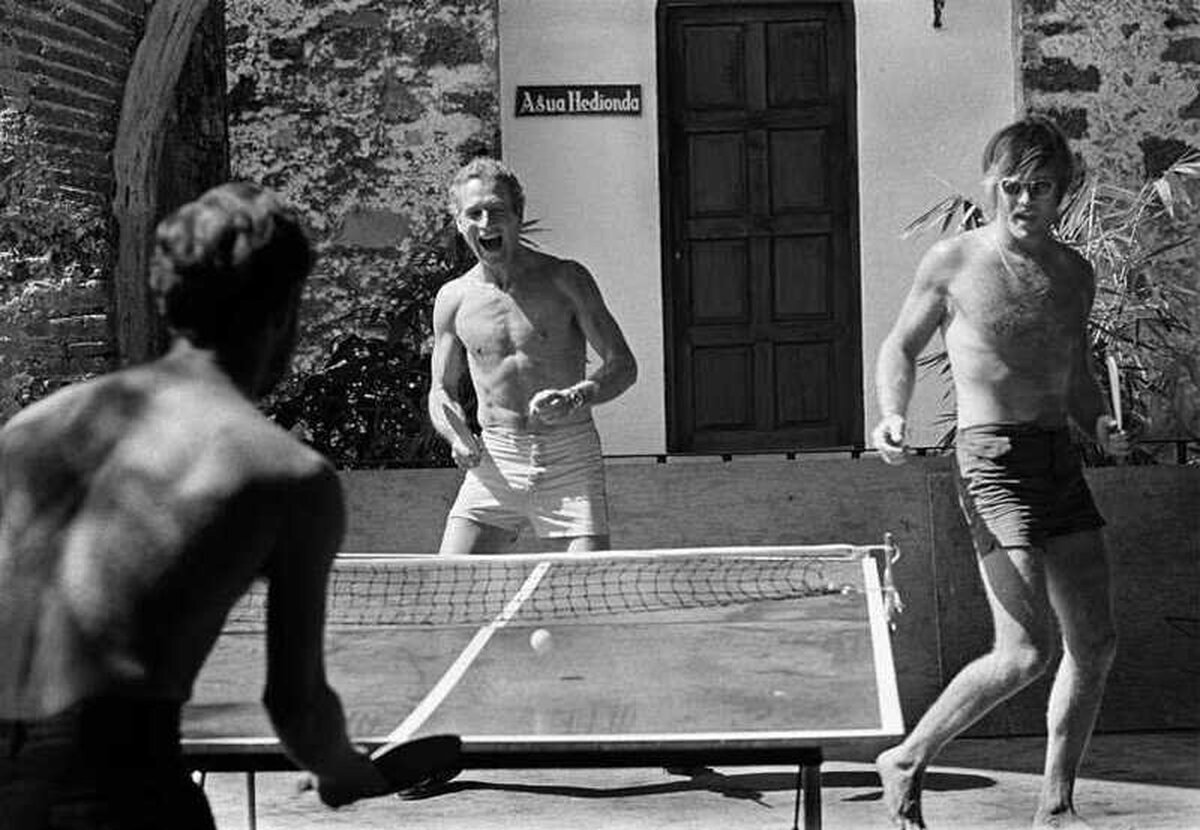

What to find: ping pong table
left=183, top=537, right=904, bottom=830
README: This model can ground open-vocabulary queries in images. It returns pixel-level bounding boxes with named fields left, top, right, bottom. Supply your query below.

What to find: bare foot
left=876, top=746, right=927, bottom=829
left=1032, top=807, right=1093, bottom=829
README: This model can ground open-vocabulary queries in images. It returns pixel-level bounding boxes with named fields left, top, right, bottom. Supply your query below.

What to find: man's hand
left=296, top=749, right=390, bottom=808
left=528, top=385, right=587, bottom=425
left=450, top=435, right=482, bottom=469
left=872, top=414, right=910, bottom=465
left=1095, top=414, right=1131, bottom=460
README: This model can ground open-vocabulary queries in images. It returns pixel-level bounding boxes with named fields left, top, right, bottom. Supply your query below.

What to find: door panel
left=773, top=235, right=830, bottom=317
left=770, top=129, right=827, bottom=209
left=688, top=133, right=748, bottom=214
left=661, top=1, right=861, bottom=452
left=694, top=347, right=754, bottom=428
left=691, top=241, right=750, bottom=322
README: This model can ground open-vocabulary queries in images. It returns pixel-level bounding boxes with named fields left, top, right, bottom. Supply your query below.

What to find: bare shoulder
left=206, top=397, right=329, bottom=481
left=435, top=272, right=475, bottom=305
left=0, top=372, right=142, bottom=459
left=914, top=232, right=974, bottom=290
left=540, top=252, right=598, bottom=298
left=1054, top=240, right=1094, bottom=280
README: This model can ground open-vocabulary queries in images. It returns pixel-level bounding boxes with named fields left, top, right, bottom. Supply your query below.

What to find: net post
left=791, top=764, right=803, bottom=830
left=880, top=533, right=904, bottom=628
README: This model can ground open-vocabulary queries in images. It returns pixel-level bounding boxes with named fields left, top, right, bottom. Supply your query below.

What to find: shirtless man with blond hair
left=0, top=183, right=389, bottom=826
left=871, top=117, right=1129, bottom=829
left=429, top=157, right=637, bottom=554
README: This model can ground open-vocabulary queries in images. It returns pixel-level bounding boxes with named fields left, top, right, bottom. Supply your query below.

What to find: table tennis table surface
left=182, top=544, right=904, bottom=772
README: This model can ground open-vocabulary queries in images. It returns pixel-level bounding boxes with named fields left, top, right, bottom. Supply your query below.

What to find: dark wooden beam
left=111, top=0, right=219, bottom=365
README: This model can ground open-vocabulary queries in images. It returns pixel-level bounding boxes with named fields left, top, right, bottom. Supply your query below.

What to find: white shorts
left=447, top=420, right=610, bottom=538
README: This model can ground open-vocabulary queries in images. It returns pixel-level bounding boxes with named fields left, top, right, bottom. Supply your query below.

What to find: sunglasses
left=998, top=178, right=1056, bottom=199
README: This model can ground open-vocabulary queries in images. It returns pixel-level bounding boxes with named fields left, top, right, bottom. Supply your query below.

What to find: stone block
left=1024, top=57, right=1101, bottom=92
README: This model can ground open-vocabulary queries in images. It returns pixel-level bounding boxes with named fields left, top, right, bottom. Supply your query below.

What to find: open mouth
left=479, top=236, right=503, bottom=253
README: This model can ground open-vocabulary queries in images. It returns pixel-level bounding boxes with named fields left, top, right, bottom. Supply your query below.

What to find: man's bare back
left=0, top=183, right=389, bottom=822
left=0, top=352, right=332, bottom=719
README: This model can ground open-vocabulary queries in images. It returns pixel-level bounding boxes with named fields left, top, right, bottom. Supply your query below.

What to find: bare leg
left=1033, top=530, right=1116, bottom=829
left=877, top=546, right=1056, bottom=829
left=438, top=517, right=519, bottom=554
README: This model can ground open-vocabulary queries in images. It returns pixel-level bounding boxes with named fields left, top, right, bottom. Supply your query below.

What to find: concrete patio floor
left=200, top=730, right=1200, bottom=830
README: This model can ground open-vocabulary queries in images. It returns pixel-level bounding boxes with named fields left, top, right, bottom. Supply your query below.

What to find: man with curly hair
left=0, top=183, right=390, bottom=827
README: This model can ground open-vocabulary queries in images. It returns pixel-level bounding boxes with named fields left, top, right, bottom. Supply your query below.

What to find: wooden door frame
left=655, top=0, right=863, bottom=453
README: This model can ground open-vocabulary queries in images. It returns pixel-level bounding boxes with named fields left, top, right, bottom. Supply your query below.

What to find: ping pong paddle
left=441, top=402, right=477, bottom=449
left=1105, top=354, right=1123, bottom=431
left=370, top=733, right=462, bottom=796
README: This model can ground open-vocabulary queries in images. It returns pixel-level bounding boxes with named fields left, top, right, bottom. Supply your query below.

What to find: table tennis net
left=223, top=548, right=877, bottom=631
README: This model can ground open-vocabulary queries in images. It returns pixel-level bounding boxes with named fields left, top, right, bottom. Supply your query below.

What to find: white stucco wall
left=498, top=0, right=664, bottom=455
left=854, top=0, right=1018, bottom=445
left=498, top=0, right=1017, bottom=455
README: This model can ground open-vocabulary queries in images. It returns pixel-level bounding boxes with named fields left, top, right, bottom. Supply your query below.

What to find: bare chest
left=952, top=254, right=1087, bottom=352
left=456, top=288, right=575, bottom=359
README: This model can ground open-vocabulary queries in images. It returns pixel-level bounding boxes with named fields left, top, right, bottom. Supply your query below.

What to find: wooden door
left=659, top=1, right=861, bottom=452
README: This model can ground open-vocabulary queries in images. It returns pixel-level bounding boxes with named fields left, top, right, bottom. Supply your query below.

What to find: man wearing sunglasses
left=869, top=116, right=1130, bottom=829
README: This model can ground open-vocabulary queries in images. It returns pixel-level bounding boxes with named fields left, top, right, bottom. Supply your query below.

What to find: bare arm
left=426, top=282, right=480, bottom=467
left=1065, top=261, right=1106, bottom=435
left=262, top=463, right=385, bottom=804
left=1064, top=257, right=1129, bottom=456
left=560, top=261, right=638, bottom=407
left=872, top=241, right=955, bottom=461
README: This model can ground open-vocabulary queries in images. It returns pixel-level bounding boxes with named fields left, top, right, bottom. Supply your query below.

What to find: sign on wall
left=515, top=84, right=642, bottom=117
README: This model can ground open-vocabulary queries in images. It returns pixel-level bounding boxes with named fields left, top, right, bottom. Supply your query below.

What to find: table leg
left=245, top=770, right=257, bottom=830
left=802, top=762, right=822, bottom=830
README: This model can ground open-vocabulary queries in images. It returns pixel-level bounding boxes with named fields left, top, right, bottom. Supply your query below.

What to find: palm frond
left=519, top=217, right=547, bottom=248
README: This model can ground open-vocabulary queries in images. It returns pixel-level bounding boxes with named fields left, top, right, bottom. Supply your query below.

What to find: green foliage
left=903, top=151, right=1200, bottom=461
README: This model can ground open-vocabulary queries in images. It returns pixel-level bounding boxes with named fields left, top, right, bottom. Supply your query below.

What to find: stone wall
left=1022, top=0, right=1200, bottom=179
left=225, top=0, right=500, bottom=383
left=0, top=0, right=142, bottom=419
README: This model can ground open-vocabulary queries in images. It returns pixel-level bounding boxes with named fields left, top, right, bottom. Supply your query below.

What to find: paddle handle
left=1105, top=354, right=1122, bottom=431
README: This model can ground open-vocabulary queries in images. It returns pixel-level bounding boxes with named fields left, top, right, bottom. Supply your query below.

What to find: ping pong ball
left=530, top=628, right=553, bottom=654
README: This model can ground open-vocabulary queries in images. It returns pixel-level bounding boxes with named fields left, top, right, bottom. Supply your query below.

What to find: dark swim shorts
left=0, top=697, right=215, bottom=830
left=954, top=422, right=1105, bottom=555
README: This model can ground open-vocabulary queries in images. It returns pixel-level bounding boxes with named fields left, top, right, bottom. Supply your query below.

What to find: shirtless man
left=870, top=117, right=1129, bottom=829
left=0, top=183, right=387, bottom=827
left=430, top=157, right=637, bottom=554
